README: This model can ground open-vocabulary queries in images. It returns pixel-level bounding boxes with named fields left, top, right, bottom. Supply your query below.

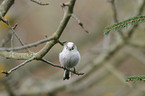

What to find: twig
left=11, top=30, right=14, bottom=50
left=40, top=58, right=84, bottom=76
left=0, top=16, right=30, bottom=52
left=0, top=24, right=17, bottom=47
left=0, top=36, right=54, bottom=51
left=2, top=58, right=34, bottom=76
left=57, top=40, right=64, bottom=46
left=71, top=14, right=89, bottom=33
left=30, top=0, right=49, bottom=6
left=110, top=0, right=118, bottom=23
left=0, top=37, right=65, bottom=51
left=11, top=24, right=18, bottom=51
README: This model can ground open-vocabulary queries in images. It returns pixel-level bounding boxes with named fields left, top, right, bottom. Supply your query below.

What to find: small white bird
left=59, top=42, right=81, bottom=80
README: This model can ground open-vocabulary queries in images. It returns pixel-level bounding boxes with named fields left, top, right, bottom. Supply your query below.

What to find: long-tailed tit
left=59, top=42, right=81, bottom=80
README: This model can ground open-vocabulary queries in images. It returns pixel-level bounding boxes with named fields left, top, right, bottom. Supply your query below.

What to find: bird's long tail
left=63, top=70, right=71, bottom=80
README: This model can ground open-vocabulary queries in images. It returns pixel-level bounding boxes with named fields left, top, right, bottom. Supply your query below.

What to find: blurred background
left=1, top=0, right=145, bottom=96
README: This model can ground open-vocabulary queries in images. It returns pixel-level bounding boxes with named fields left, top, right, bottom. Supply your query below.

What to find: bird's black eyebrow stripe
left=73, top=44, right=75, bottom=48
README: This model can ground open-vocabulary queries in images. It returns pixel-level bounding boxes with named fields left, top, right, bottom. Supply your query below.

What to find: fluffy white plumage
left=59, top=42, right=80, bottom=80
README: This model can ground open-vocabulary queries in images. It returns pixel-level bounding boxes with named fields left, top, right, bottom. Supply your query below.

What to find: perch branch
left=40, top=58, right=84, bottom=76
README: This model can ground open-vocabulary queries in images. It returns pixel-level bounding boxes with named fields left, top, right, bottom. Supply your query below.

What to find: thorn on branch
left=30, top=0, right=49, bottom=6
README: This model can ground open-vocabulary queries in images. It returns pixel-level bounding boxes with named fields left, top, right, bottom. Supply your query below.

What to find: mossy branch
left=0, top=51, right=35, bottom=60
left=105, top=16, right=145, bottom=35
left=0, top=0, right=14, bottom=17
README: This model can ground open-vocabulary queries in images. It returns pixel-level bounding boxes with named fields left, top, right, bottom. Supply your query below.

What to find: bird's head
left=65, top=42, right=76, bottom=51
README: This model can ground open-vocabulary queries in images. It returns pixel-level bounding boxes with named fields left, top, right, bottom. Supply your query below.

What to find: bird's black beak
left=68, top=47, right=74, bottom=51
left=69, top=49, right=72, bottom=51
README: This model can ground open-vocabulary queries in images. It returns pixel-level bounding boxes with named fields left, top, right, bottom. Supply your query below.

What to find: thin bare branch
left=2, top=58, right=34, bottom=76
left=0, top=16, right=30, bottom=52
left=0, top=23, right=18, bottom=47
left=71, top=14, right=89, bottom=33
left=30, top=0, right=49, bottom=6
left=0, top=36, right=54, bottom=51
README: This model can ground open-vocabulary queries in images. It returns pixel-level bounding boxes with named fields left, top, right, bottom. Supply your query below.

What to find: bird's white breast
left=59, top=49, right=80, bottom=68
